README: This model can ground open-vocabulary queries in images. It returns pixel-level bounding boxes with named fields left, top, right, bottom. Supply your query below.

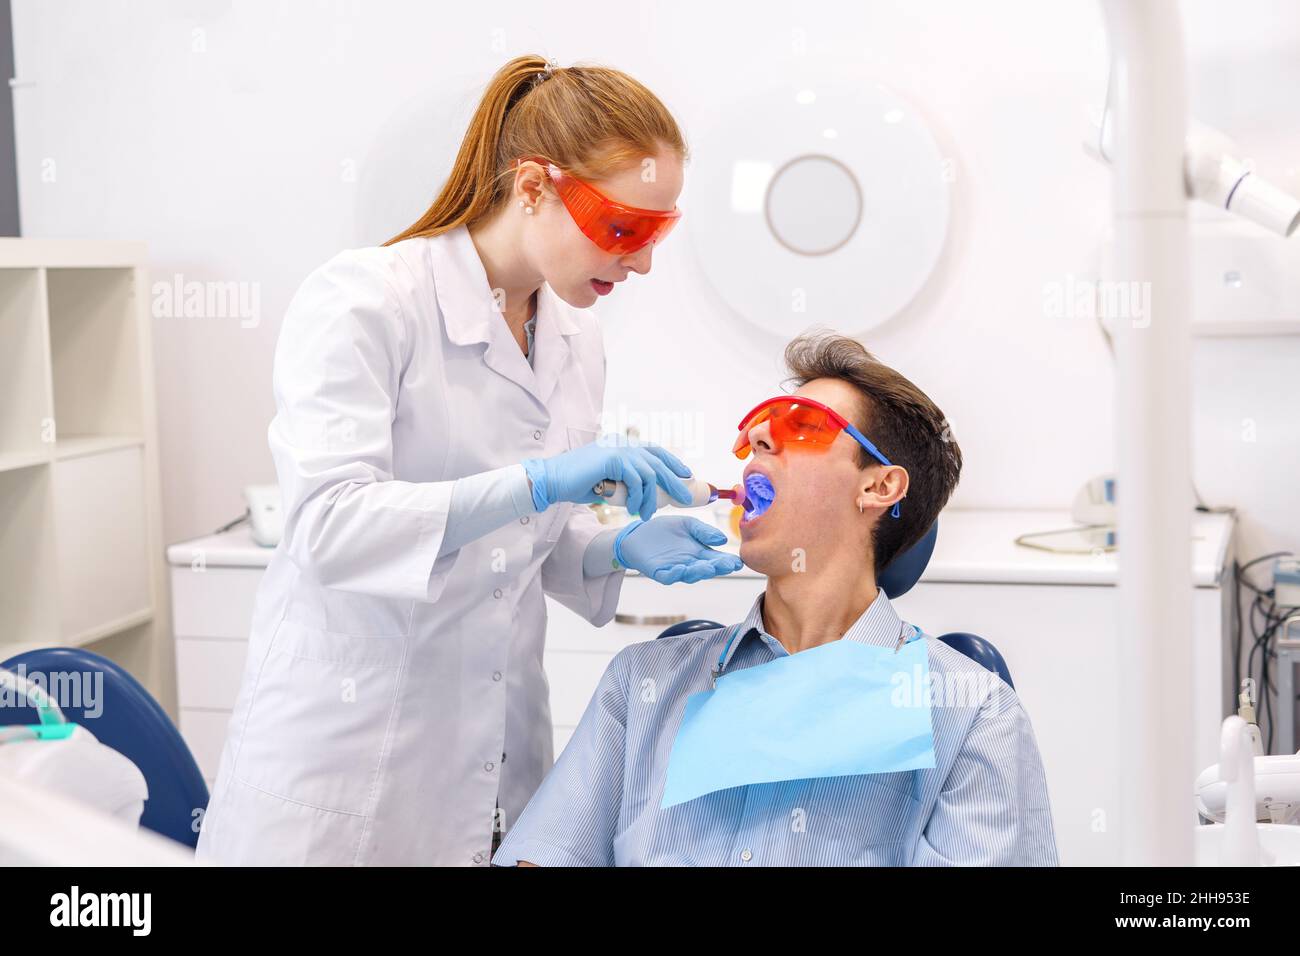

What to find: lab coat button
left=473, top=852, right=485, bottom=864
left=493, top=588, right=503, bottom=599
left=492, top=671, right=502, bottom=682
left=484, top=761, right=495, bottom=772
left=520, top=515, right=530, bottom=525
left=532, top=429, right=543, bottom=441
left=740, top=849, right=752, bottom=862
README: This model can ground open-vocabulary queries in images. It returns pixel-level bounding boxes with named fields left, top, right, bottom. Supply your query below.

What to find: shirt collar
left=428, top=224, right=580, bottom=348
left=717, top=588, right=918, bottom=675
left=425, top=224, right=580, bottom=409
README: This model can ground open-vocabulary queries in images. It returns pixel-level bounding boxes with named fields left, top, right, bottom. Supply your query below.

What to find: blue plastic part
left=743, top=473, right=775, bottom=520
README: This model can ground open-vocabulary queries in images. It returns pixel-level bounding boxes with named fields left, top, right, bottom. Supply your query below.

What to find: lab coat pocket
left=232, top=619, right=406, bottom=816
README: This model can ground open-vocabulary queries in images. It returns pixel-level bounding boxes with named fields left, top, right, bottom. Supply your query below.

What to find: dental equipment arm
left=1086, top=117, right=1300, bottom=237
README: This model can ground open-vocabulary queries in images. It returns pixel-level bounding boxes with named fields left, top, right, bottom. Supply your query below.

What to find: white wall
left=10, top=0, right=1299, bottom=567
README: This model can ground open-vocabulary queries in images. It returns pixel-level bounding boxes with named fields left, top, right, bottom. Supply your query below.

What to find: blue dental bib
left=661, top=629, right=936, bottom=808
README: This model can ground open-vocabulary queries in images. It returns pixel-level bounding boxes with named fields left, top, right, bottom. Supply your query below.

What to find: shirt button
left=493, top=588, right=503, bottom=599
left=484, top=761, right=495, bottom=772
left=740, top=849, right=752, bottom=862
left=520, top=515, right=530, bottom=525
left=492, top=671, right=502, bottom=682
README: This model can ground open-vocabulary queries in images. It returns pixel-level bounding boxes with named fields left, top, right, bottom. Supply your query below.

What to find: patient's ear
left=858, top=464, right=909, bottom=512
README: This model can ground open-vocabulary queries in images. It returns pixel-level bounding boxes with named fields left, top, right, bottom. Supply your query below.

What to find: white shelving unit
left=0, top=239, right=171, bottom=704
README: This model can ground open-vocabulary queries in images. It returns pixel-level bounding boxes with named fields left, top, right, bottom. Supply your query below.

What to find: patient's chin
left=738, top=538, right=785, bottom=577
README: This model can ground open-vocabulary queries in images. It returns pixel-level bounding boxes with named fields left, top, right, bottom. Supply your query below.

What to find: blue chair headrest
left=878, top=520, right=937, bottom=599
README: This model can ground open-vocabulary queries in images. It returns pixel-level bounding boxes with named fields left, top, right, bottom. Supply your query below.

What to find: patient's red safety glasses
left=732, top=395, right=893, bottom=467
left=516, top=156, right=681, bottom=256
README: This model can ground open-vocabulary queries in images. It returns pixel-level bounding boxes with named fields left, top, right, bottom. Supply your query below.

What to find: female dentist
left=196, top=55, right=742, bottom=866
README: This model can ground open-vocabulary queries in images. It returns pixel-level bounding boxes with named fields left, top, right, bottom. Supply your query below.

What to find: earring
left=519, top=200, right=534, bottom=215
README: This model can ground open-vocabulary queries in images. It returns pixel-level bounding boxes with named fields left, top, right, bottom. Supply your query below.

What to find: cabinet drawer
left=169, top=565, right=264, bottom=639
left=175, top=637, right=249, bottom=710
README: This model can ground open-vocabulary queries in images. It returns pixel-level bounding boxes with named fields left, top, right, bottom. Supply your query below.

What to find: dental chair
left=0, top=647, right=209, bottom=849
left=656, top=521, right=1015, bottom=689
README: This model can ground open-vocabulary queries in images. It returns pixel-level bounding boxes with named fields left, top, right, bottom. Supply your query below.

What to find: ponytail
left=384, top=54, right=686, bottom=246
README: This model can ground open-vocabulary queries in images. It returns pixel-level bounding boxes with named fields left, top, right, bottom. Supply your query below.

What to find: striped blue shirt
left=494, top=588, right=1058, bottom=866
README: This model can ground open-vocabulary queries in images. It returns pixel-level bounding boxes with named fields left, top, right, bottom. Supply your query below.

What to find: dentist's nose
left=620, top=243, right=654, bottom=275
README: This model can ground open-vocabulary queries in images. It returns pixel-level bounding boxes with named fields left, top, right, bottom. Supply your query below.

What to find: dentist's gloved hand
left=523, top=434, right=693, bottom=523
left=614, top=516, right=744, bottom=585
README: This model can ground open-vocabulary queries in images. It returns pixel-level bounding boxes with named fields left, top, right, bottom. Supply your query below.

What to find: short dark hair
left=784, top=331, right=962, bottom=574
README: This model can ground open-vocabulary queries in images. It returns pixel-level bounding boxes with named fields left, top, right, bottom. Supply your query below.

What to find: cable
left=213, top=511, right=249, bottom=535
left=1235, top=550, right=1298, bottom=754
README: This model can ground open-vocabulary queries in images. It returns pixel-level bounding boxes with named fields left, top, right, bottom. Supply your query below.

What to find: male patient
left=494, top=332, right=1058, bottom=866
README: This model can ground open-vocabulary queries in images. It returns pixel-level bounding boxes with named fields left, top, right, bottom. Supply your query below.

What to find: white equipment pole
left=1099, top=0, right=1194, bottom=865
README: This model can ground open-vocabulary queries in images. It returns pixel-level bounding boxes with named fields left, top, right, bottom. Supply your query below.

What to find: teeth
left=743, top=473, right=775, bottom=520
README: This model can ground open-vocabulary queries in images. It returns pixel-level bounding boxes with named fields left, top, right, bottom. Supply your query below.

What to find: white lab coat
left=196, top=225, right=625, bottom=866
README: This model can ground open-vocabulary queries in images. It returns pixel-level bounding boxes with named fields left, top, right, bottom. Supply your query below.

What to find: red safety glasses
left=732, top=395, right=893, bottom=467
left=516, top=156, right=681, bottom=256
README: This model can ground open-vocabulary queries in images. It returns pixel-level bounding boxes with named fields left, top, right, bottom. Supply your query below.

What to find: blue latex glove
left=523, top=434, right=693, bottom=522
left=614, top=516, right=744, bottom=585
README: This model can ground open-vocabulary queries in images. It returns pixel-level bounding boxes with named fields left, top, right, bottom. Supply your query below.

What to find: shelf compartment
left=46, top=267, right=143, bottom=443
left=0, top=269, right=53, bottom=465
left=52, top=445, right=153, bottom=643
left=54, top=434, right=145, bottom=461
left=0, top=465, right=59, bottom=648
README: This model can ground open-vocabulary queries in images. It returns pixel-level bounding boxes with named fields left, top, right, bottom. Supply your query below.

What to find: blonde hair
left=384, top=55, right=687, bottom=246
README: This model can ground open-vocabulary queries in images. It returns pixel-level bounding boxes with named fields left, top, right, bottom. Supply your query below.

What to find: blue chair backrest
left=0, top=647, right=209, bottom=848
left=656, top=619, right=724, bottom=639
left=935, top=632, right=1015, bottom=689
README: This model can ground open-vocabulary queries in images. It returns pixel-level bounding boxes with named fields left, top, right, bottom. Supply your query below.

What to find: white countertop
left=166, top=525, right=275, bottom=569
left=167, top=509, right=1235, bottom=587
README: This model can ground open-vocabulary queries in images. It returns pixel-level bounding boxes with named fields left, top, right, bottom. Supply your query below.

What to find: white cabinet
left=165, top=529, right=268, bottom=786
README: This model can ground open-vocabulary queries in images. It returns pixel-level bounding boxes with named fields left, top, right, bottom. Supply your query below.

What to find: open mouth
left=591, top=278, right=614, bottom=296
left=742, top=473, right=775, bottom=522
